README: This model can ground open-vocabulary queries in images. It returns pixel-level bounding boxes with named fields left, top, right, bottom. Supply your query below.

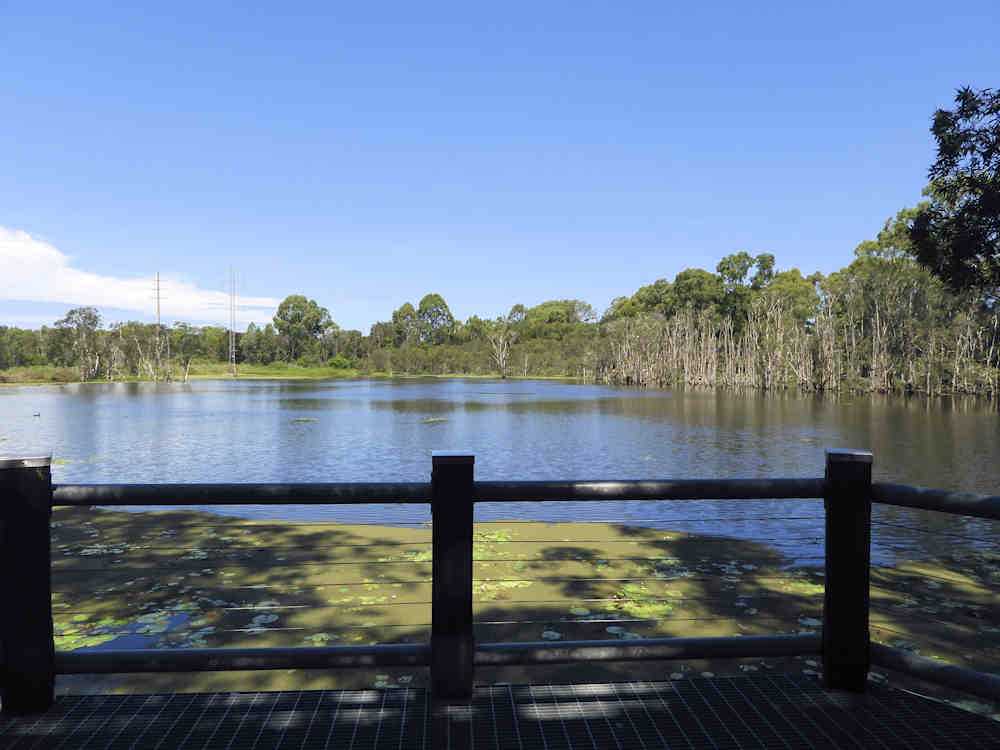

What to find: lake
left=2, top=377, right=997, bottom=568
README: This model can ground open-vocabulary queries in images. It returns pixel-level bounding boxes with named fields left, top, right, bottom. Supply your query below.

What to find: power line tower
left=229, top=269, right=239, bottom=377
left=154, top=272, right=165, bottom=380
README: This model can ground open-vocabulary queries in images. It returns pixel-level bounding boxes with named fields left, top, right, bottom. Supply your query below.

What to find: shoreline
left=0, top=369, right=580, bottom=387
left=4, top=368, right=995, bottom=402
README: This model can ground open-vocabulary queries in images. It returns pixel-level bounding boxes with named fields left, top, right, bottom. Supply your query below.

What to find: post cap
left=0, top=456, right=52, bottom=469
left=432, top=451, right=475, bottom=466
left=825, top=448, right=873, bottom=464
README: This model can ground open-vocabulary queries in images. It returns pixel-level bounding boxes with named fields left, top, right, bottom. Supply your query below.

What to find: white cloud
left=0, top=227, right=281, bottom=329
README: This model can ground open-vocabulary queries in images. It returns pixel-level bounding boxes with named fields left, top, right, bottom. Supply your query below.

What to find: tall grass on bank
left=186, top=361, right=359, bottom=380
left=0, top=366, right=78, bottom=384
left=0, top=362, right=360, bottom=385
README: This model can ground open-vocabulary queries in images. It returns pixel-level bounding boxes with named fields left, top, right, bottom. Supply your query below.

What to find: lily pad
left=304, top=633, right=339, bottom=643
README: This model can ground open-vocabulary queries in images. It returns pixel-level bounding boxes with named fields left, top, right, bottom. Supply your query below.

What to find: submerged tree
left=484, top=308, right=522, bottom=378
left=54, top=307, right=102, bottom=380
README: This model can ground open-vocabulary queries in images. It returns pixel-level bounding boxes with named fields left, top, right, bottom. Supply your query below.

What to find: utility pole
left=155, top=272, right=161, bottom=380
left=230, top=269, right=239, bottom=377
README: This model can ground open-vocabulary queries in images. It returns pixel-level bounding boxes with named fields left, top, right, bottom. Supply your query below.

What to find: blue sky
left=2, top=1, right=997, bottom=332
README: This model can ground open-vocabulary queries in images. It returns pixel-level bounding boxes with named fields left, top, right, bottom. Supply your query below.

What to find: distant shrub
left=327, top=354, right=354, bottom=369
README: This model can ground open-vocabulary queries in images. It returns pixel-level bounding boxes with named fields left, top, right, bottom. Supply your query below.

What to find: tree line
left=2, top=86, right=997, bottom=395
left=1, top=209, right=996, bottom=395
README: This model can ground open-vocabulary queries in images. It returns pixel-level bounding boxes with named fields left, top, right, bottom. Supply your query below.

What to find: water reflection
left=1, top=379, right=996, bottom=567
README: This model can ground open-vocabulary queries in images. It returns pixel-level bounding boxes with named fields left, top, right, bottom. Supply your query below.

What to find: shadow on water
left=48, top=506, right=999, bottom=720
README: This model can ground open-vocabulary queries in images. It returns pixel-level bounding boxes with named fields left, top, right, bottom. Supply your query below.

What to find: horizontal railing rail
left=50, top=478, right=827, bottom=505
left=473, top=634, right=821, bottom=666
left=54, top=635, right=821, bottom=673
left=51, top=482, right=432, bottom=506
left=872, top=481, right=1000, bottom=521
left=870, top=643, right=1000, bottom=702
left=55, top=644, right=430, bottom=674
left=1, top=448, right=998, bottom=716
left=474, top=478, right=826, bottom=501
left=47, top=478, right=999, bottom=516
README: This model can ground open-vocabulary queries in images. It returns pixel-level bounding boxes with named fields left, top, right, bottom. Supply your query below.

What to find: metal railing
left=1, top=449, right=998, bottom=715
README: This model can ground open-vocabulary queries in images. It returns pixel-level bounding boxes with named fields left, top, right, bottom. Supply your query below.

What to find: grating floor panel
left=2, top=676, right=998, bottom=749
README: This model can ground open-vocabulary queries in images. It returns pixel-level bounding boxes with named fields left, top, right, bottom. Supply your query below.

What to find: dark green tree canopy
left=391, top=302, right=419, bottom=346
left=673, top=268, right=723, bottom=311
left=273, top=295, right=334, bottom=361
left=417, top=293, right=455, bottom=344
left=909, top=86, right=1000, bottom=300
left=717, top=252, right=754, bottom=289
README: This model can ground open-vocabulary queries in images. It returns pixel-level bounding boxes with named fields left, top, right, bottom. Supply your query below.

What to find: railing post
left=430, top=452, right=474, bottom=701
left=822, top=448, right=873, bottom=692
left=1, top=456, right=55, bottom=714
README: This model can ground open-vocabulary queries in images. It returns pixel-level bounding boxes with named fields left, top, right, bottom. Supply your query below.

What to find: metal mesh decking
left=2, top=676, right=998, bottom=749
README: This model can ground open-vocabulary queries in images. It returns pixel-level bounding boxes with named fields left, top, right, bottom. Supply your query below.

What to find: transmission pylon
left=229, top=269, right=239, bottom=377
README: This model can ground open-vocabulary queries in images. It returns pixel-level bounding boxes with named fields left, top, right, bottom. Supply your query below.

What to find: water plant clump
left=47, top=507, right=1000, bottom=716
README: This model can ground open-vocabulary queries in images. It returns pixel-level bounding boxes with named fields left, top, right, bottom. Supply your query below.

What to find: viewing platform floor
left=2, top=674, right=999, bottom=749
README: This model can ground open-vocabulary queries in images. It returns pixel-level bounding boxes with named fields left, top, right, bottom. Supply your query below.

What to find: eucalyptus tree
left=417, top=293, right=455, bottom=345
left=273, top=295, right=334, bottom=362
left=910, top=86, right=1000, bottom=301
left=54, top=307, right=102, bottom=380
left=391, top=302, right=420, bottom=347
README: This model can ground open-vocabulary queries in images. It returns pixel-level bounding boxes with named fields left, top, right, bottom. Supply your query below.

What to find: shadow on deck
left=3, top=675, right=999, bottom=749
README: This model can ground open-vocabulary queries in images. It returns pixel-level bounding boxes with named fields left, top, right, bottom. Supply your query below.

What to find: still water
left=2, top=378, right=997, bottom=567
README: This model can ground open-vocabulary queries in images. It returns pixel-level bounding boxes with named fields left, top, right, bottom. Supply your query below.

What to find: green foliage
left=522, top=300, right=596, bottom=339
left=910, top=86, right=1000, bottom=299
left=762, top=269, right=819, bottom=327
left=750, top=253, right=775, bottom=290
left=673, top=268, right=723, bottom=311
left=273, top=295, right=334, bottom=362
left=417, top=293, right=455, bottom=345
left=391, top=302, right=420, bottom=346
left=327, top=354, right=354, bottom=369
